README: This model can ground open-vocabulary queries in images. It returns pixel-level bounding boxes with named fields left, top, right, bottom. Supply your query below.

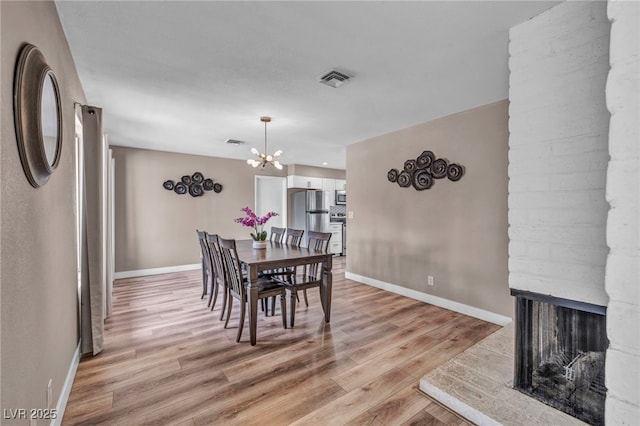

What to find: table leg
left=321, top=256, right=333, bottom=323
left=247, top=266, right=259, bottom=345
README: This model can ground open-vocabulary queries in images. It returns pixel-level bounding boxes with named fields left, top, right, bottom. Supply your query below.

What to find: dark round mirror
left=40, top=70, right=61, bottom=170
left=14, top=44, right=63, bottom=188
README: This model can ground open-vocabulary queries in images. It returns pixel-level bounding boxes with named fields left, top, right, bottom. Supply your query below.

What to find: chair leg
left=224, top=296, right=233, bottom=329
left=200, top=258, right=209, bottom=300
left=201, top=264, right=207, bottom=299
left=289, top=289, right=297, bottom=328
left=303, top=289, right=309, bottom=307
left=208, top=277, right=218, bottom=309
left=262, top=296, right=277, bottom=317
left=219, top=284, right=228, bottom=319
left=236, top=300, right=246, bottom=343
left=280, top=294, right=287, bottom=329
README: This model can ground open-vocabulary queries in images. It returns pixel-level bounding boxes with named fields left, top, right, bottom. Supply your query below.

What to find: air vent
left=319, top=70, right=352, bottom=88
left=225, top=139, right=245, bottom=145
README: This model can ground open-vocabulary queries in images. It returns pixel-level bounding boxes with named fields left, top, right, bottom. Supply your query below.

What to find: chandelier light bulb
left=274, top=150, right=283, bottom=157
left=251, top=147, right=259, bottom=155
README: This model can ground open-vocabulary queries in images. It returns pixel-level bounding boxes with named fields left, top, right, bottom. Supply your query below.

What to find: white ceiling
left=55, top=1, right=559, bottom=170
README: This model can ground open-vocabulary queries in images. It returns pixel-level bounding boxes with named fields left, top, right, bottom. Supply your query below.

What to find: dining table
left=234, top=239, right=333, bottom=345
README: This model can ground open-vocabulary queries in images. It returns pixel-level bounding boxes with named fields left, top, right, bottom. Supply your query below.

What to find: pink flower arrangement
left=234, top=207, right=279, bottom=241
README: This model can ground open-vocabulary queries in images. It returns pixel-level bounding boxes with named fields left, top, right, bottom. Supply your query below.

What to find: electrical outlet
left=348, top=211, right=354, bottom=219
left=47, top=379, right=52, bottom=408
left=427, top=275, right=434, bottom=286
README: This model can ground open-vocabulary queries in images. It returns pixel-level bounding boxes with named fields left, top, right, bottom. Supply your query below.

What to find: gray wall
left=112, top=146, right=287, bottom=272
left=1, top=0, right=86, bottom=417
left=346, top=100, right=512, bottom=318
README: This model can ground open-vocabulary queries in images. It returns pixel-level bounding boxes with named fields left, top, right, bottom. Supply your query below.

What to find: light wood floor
left=63, top=257, right=500, bottom=425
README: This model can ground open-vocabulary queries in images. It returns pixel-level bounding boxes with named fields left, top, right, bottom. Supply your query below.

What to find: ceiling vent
left=225, top=138, right=245, bottom=145
left=319, top=70, right=352, bottom=88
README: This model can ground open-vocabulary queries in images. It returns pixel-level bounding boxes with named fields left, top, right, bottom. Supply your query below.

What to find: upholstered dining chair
left=279, top=230, right=331, bottom=327
left=217, top=237, right=287, bottom=343
left=263, top=227, right=306, bottom=315
left=260, top=226, right=286, bottom=281
left=283, top=228, right=307, bottom=304
left=269, top=226, right=286, bottom=243
left=205, top=233, right=228, bottom=320
left=284, top=228, right=304, bottom=246
left=196, top=230, right=211, bottom=300
left=258, top=226, right=285, bottom=315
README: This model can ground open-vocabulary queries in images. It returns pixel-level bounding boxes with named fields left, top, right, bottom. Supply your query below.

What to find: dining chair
left=258, top=226, right=285, bottom=315
left=263, top=227, right=306, bottom=315
left=279, top=230, right=331, bottom=327
left=284, top=228, right=304, bottom=246
left=205, top=233, right=228, bottom=320
left=283, top=228, right=307, bottom=304
left=217, top=237, right=287, bottom=343
left=269, top=226, right=286, bottom=243
left=196, top=230, right=211, bottom=300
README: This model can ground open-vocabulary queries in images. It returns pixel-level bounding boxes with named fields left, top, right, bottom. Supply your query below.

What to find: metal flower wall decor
left=163, top=172, right=223, bottom=197
left=387, top=150, right=464, bottom=191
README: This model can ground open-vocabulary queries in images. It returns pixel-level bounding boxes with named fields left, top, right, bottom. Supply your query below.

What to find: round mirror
left=40, top=71, right=61, bottom=169
left=13, top=44, right=63, bottom=188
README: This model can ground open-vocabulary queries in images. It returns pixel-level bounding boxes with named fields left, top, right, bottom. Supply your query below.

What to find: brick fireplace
left=512, top=290, right=607, bottom=425
left=508, top=1, right=614, bottom=424
left=419, top=0, right=637, bottom=423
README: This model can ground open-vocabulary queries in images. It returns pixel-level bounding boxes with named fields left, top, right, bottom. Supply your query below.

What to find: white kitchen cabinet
left=335, top=179, right=346, bottom=191
left=322, top=178, right=336, bottom=204
left=322, top=178, right=336, bottom=191
left=287, top=175, right=323, bottom=189
left=329, top=223, right=343, bottom=255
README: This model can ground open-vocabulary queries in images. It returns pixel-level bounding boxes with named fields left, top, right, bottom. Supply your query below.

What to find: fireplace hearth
left=512, top=290, right=607, bottom=426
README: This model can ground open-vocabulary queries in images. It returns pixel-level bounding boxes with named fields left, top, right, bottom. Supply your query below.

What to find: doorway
left=74, top=106, right=84, bottom=339
left=254, top=176, right=287, bottom=232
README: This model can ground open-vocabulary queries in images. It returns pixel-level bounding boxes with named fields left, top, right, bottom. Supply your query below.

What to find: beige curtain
left=80, top=105, right=104, bottom=355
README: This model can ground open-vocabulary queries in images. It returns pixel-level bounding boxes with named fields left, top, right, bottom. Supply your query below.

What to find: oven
left=335, top=190, right=346, bottom=205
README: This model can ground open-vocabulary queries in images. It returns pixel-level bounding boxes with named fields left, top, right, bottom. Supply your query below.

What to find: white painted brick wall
left=605, top=0, right=640, bottom=423
left=508, top=1, right=610, bottom=306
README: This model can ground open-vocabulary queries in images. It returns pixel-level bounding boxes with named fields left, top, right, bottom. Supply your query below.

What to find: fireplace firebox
left=512, top=290, right=607, bottom=426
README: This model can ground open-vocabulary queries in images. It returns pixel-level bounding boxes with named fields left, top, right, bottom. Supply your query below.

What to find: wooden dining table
left=235, top=239, right=333, bottom=345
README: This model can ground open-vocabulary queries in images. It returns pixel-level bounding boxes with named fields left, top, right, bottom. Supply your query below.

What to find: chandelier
left=247, top=116, right=283, bottom=170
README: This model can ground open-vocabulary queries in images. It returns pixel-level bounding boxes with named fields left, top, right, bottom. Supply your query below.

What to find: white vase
left=252, top=240, right=267, bottom=249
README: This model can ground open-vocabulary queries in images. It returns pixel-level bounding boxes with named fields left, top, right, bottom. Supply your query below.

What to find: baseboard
left=114, top=263, right=200, bottom=279
left=344, top=272, right=512, bottom=326
left=52, top=341, right=81, bottom=426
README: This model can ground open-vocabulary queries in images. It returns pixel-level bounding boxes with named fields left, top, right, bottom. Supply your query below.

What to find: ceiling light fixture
left=247, top=116, right=283, bottom=170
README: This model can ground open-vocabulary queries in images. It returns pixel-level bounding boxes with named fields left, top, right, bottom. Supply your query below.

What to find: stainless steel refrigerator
left=291, top=190, right=330, bottom=248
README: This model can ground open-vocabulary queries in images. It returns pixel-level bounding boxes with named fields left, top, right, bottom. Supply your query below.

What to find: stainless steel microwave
left=335, top=190, right=346, bottom=205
